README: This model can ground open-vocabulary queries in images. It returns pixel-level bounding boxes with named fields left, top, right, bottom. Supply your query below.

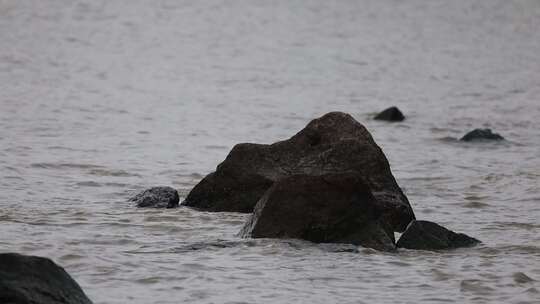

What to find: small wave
left=462, top=202, right=490, bottom=209
left=3, top=166, right=21, bottom=173
left=173, top=172, right=204, bottom=179
left=31, top=162, right=104, bottom=170
left=46, top=146, right=77, bottom=151
left=420, top=298, right=454, bottom=302
left=135, top=277, right=162, bottom=284
left=460, top=279, right=495, bottom=295
left=401, top=176, right=450, bottom=182
left=87, top=168, right=139, bottom=177
left=430, top=269, right=452, bottom=282
left=494, top=222, right=540, bottom=231
left=430, top=127, right=458, bottom=133
left=102, top=182, right=133, bottom=188
left=124, top=241, right=240, bottom=254
left=387, top=261, right=412, bottom=267
left=437, top=136, right=459, bottom=143
left=5, top=146, right=32, bottom=152
left=480, top=245, right=540, bottom=255
left=59, top=254, right=85, bottom=261
left=204, top=145, right=229, bottom=150
left=76, top=181, right=102, bottom=187
left=437, top=137, right=516, bottom=148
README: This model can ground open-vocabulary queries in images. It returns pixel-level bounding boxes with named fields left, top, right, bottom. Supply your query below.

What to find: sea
left=1, top=1, right=539, bottom=303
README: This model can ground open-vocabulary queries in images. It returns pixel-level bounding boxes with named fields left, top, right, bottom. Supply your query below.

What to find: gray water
left=1, top=0, right=539, bottom=303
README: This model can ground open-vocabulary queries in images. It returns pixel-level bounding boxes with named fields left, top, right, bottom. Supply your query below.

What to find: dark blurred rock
left=239, top=173, right=397, bottom=251
left=374, top=106, right=405, bottom=122
left=512, top=272, right=535, bottom=284
left=396, top=220, right=480, bottom=250
left=460, top=128, right=504, bottom=141
left=183, top=111, right=415, bottom=232
left=130, top=186, right=179, bottom=208
left=0, top=253, right=93, bottom=304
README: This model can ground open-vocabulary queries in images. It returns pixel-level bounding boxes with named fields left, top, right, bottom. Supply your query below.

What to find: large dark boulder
left=239, top=173, right=397, bottom=252
left=396, top=220, right=481, bottom=250
left=130, top=186, right=179, bottom=208
left=0, top=253, right=92, bottom=304
left=374, top=106, right=405, bottom=122
left=460, top=128, right=504, bottom=141
left=183, top=112, right=415, bottom=232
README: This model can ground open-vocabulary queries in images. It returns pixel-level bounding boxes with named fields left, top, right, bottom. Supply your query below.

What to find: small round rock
left=460, top=128, right=504, bottom=142
left=374, top=106, right=405, bottom=122
left=130, top=186, right=179, bottom=208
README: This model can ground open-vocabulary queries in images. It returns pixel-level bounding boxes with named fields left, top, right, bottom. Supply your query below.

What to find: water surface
left=1, top=1, right=539, bottom=303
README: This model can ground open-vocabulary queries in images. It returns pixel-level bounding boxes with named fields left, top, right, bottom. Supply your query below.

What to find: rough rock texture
left=183, top=111, right=415, bottom=232
left=396, top=220, right=481, bottom=250
left=240, top=173, right=397, bottom=252
left=0, top=253, right=93, bottom=304
left=130, top=186, right=179, bottom=208
left=374, top=106, right=405, bottom=122
left=460, top=128, right=504, bottom=141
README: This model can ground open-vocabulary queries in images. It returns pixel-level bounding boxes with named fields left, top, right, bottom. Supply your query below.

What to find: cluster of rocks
left=3, top=110, right=489, bottom=303
left=374, top=106, right=505, bottom=141
left=375, top=106, right=505, bottom=142
left=135, top=111, right=481, bottom=252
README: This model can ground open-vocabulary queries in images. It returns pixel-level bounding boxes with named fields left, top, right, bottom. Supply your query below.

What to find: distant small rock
left=374, top=106, right=405, bottom=122
left=0, top=253, right=93, bottom=304
left=460, top=128, right=504, bottom=142
left=130, top=186, right=179, bottom=208
left=239, top=173, right=397, bottom=252
left=397, top=220, right=480, bottom=250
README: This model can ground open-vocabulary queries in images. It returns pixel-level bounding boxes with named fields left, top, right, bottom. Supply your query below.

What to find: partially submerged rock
left=240, top=173, right=396, bottom=252
left=130, top=186, right=179, bottom=208
left=396, top=220, right=480, bottom=250
left=183, top=112, right=415, bottom=232
left=0, top=253, right=93, bottom=304
left=460, top=128, right=504, bottom=142
left=374, top=106, right=405, bottom=122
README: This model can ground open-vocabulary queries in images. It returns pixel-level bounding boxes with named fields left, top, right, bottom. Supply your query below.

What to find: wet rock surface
left=130, top=186, right=179, bottom=208
left=374, top=106, right=405, bottom=122
left=0, top=253, right=93, bottom=304
left=183, top=112, right=415, bottom=232
left=396, top=220, right=481, bottom=250
left=239, top=173, right=397, bottom=252
left=460, top=128, right=504, bottom=141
